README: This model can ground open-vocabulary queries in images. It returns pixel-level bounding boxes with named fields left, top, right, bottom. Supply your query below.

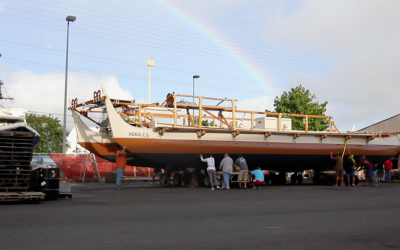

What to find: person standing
left=376, top=162, right=384, bottom=181
left=115, top=146, right=132, bottom=190
left=359, top=156, right=378, bottom=187
left=344, top=155, right=356, bottom=186
left=219, top=153, right=234, bottom=190
left=251, top=167, right=265, bottom=189
left=200, top=154, right=220, bottom=190
left=235, top=154, right=249, bottom=189
left=330, top=151, right=344, bottom=186
left=383, top=159, right=393, bottom=181
left=370, top=164, right=379, bottom=186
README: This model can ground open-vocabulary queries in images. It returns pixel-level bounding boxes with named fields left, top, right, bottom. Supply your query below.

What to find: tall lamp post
left=145, top=57, right=155, bottom=103
left=192, top=75, right=200, bottom=116
left=193, top=75, right=200, bottom=102
left=62, top=15, right=76, bottom=154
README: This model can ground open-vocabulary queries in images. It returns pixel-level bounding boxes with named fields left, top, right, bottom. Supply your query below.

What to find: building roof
left=358, top=113, right=400, bottom=132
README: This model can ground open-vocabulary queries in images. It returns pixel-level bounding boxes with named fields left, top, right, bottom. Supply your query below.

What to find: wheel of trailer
left=290, top=174, right=297, bottom=184
left=246, top=175, right=253, bottom=188
left=264, top=175, right=270, bottom=184
left=159, top=173, right=166, bottom=185
left=270, top=174, right=280, bottom=185
left=182, top=173, right=190, bottom=186
left=280, top=174, right=286, bottom=185
left=326, top=175, right=336, bottom=186
left=247, top=181, right=253, bottom=188
left=271, top=173, right=285, bottom=185
left=354, top=176, right=359, bottom=185
left=343, top=176, right=349, bottom=186
left=313, top=174, right=322, bottom=185
left=198, top=174, right=206, bottom=186
left=297, top=174, right=303, bottom=185
left=173, top=174, right=182, bottom=186
left=217, top=178, right=223, bottom=187
left=203, top=175, right=211, bottom=187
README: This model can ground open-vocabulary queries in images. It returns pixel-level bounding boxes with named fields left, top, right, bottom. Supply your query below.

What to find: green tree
left=26, top=113, right=69, bottom=153
left=100, top=117, right=108, bottom=127
left=193, top=116, right=211, bottom=126
left=266, top=85, right=328, bottom=131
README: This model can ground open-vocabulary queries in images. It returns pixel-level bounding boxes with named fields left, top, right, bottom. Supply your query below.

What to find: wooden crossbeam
left=202, top=108, right=233, bottom=129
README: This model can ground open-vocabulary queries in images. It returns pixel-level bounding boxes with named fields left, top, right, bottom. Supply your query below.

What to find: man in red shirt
left=383, top=159, right=393, bottom=181
left=359, top=156, right=378, bottom=187
left=116, top=146, right=133, bottom=190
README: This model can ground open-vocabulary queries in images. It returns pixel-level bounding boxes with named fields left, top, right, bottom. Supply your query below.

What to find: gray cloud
left=260, top=0, right=400, bottom=130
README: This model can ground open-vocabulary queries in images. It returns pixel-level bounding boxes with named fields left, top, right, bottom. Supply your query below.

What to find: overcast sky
left=0, top=0, right=399, bottom=131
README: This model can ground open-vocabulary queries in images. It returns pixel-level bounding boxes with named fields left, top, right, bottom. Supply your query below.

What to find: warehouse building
left=358, top=113, right=400, bottom=133
left=358, top=114, right=400, bottom=170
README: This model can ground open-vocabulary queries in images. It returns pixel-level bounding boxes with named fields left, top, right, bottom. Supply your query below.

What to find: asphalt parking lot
left=1, top=181, right=400, bottom=250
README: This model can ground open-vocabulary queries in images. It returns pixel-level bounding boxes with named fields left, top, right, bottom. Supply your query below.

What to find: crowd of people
left=114, top=145, right=395, bottom=190
left=156, top=154, right=265, bottom=190
left=330, top=151, right=394, bottom=187
left=209, top=153, right=265, bottom=190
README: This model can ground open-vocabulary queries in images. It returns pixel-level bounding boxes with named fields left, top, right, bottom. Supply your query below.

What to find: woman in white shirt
left=200, top=154, right=220, bottom=190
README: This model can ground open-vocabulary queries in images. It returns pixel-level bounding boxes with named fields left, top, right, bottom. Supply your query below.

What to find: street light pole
left=192, top=75, right=200, bottom=117
left=193, top=75, right=200, bottom=102
left=145, top=57, right=155, bottom=103
left=62, top=15, right=76, bottom=154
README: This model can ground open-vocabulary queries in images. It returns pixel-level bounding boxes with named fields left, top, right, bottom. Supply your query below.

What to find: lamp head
left=66, top=16, right=76, bottom=22
left=193, top=75, right=200, bottom=79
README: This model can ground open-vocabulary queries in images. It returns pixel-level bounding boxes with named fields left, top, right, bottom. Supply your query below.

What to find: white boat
left=69, top=86, right=400, bottom=176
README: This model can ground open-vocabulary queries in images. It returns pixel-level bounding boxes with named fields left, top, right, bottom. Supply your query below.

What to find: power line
left=2, top=16, right=398, bottom=85
left=0, top=39, right=279, bottom=87
left=19, top=0, right=400, bottom=70
left=4, top=58, right=399, bottom=108
left=0, top=40, right=285, bottom=88
left=4, top=8, right=398, bottom=77
left=2, top=12, right=399, bottom=81
left=3, top=53, right=400, bottom=105
left=2, top=1, right=400, bottom=78
left=1, top=5, right=399, bottom=106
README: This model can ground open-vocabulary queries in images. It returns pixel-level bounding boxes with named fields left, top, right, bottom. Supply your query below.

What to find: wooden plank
left=0, top=192, right=22, bottom=201
left=21, top=192, right=45, bottom=200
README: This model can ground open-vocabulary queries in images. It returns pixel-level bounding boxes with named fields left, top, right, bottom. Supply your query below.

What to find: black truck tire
left=159, top=173, right=166, bottom=185
left=297, top=174, right=303, bottom=184
left=173, top=174, right=182, bottom=186
left=290, top=174, right=297, bottom=184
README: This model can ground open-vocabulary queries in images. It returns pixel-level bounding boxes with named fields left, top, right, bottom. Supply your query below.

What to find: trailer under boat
left=70, top=86, right=400, bottom=174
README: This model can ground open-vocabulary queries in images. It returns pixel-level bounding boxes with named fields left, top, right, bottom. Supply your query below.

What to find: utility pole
left=62, top=15, right=76, bottom=154
left=145, top=57, right=155, bottom=103
left=0, top=80, right=14, bottom=102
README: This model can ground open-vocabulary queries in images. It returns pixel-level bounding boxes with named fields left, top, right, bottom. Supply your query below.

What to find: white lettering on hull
left=129, top=132, right=149, bottom=138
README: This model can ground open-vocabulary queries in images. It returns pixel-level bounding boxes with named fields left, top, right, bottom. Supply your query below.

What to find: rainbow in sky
left=152, top=0, right=277, bottom=97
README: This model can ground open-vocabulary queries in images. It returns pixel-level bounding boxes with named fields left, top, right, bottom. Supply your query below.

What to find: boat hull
left=70, top=88, right=400, bottom=173
left=107, top=138, right=400, bottom=171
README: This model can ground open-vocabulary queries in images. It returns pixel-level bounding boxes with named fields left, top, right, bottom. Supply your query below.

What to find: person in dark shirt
left=359, top=156, right=378, bottom=187
left=343, top=155, right=356, bottom=186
